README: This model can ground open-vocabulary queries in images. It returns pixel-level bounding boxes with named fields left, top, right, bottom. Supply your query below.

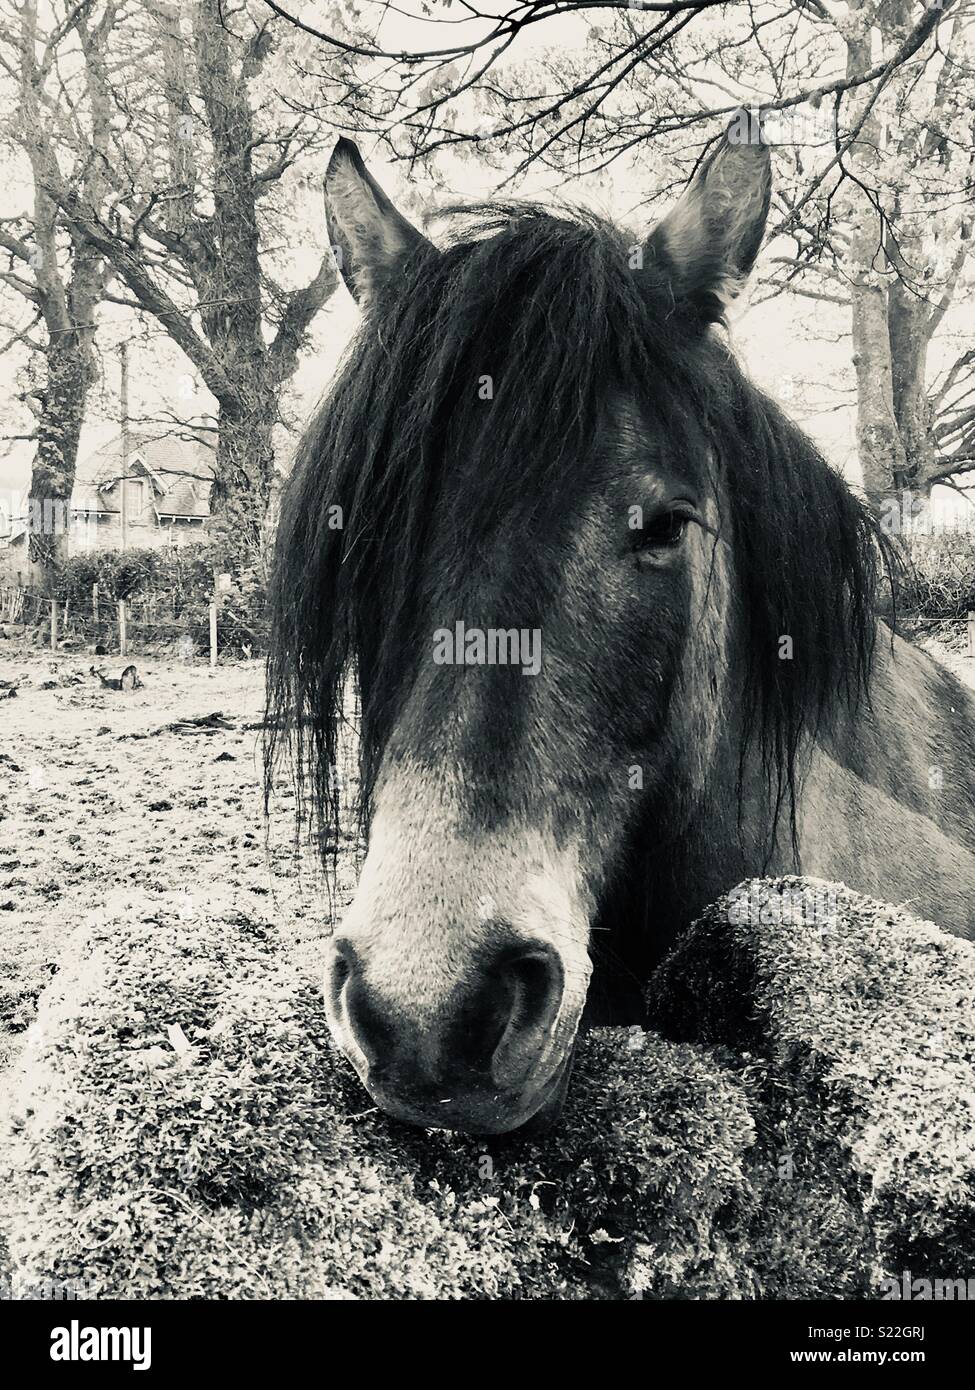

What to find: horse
left=266, top=117, right=975, bottom=1135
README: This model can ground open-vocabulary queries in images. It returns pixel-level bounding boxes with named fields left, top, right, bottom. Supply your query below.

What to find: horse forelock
left=265, top=205, right=889, bottom=874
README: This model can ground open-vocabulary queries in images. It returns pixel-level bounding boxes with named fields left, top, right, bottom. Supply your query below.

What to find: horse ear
left=324, top=138, right=433, bottom=304
left=646, top=111, right=771, bottom=322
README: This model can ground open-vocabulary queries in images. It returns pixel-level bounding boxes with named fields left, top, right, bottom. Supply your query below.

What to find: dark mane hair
left=265, top=206, right=890, bottom=872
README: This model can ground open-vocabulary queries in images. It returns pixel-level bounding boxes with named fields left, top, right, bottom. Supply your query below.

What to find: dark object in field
left=90, top=665, right=142, bottom=692
left=94, top=644, right=108, bottom=656
left=121, top=710, right=235, bottom=741
left=0, top=687, right=16, bottom=700
left=164, top=711, right=234, bottom=734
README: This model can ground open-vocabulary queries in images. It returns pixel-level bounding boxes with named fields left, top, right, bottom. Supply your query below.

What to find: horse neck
left=796, top=623, right=975, bottom=938
left=816, top=625, right=974, bottom=841
left=640, top=624, right=975, bottom=932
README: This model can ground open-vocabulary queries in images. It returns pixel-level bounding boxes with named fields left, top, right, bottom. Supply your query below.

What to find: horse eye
left=635, top=510, right=690, bottom=551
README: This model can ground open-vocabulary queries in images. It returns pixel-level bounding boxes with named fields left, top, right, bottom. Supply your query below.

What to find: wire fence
left=3, top=585, right=973, bottom=663
left=1, top=583, right=270, bottom=662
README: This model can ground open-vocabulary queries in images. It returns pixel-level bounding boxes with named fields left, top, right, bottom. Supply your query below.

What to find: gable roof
left=72, top=433, right=214, bottom=517
left=156, top=475, right=211, bottom=519
left=0, top=519, right=27, bottom=547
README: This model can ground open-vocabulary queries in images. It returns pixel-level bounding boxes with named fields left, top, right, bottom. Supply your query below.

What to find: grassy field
left=0, top=646, right=356, bottom=1084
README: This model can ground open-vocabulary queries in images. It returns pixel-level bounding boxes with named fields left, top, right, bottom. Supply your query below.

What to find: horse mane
left=265, top=205, right=891, bottom=872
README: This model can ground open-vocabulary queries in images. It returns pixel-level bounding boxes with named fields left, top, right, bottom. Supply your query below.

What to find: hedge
left=1, top=878, right=972, bottom=1299
left=901, top=531, right=975, bottom=626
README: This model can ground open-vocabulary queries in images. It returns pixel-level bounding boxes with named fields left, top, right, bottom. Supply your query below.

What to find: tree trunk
left=850, top=290, right=906, bottom=513
left=14, top=1, right=112, bottom=584
left=28, top=340, right=97, bottom=578
left=889, top=283, right=935, bottom=522
left=210, top=387, right=277, bottom=574
left=843, top=5, right=907, bottom=516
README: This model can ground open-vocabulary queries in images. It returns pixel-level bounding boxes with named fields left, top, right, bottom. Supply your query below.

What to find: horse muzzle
left=326, top=934, right=578, bottom=1133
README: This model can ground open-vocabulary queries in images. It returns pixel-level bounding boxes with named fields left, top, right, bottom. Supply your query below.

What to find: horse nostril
left=327, top=937, right=355, bottom=1013
left=487, top=942, right=565, bottom=1090
left=328, top=939, right=399, bottom=1068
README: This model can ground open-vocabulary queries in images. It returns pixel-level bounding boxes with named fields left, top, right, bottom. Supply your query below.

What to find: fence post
left=118, top=600, right=127, bottom=657
left=92, top=583, right=99, bottom=625
left=968, top=611, right=974, bottom=660
left=49, top=598, right=57, bottom=651
left=209, top=601, right=218, bottom=668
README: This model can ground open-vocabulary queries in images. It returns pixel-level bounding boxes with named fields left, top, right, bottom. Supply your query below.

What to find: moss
left=650, top=877, right=975, bottom=1294
left=1, top=879, right=973, bottom=1299
left=0, top=897, right=562, bottom=1299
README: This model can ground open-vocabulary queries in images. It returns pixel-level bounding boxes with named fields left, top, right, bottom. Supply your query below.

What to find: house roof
left=72, top=433, right=214, bottom=518
left=0, top=520, right=27, bottom=547
left=156, top=476, right=211, bottom=519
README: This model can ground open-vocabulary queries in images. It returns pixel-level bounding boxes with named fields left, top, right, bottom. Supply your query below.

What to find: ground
left=0, top=646, right=355, bottom=1080
left=923, top=634, right=975, bottom=691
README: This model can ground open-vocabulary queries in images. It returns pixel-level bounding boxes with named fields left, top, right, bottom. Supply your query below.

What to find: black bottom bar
left=1, top=1297, right=965, bottom=1375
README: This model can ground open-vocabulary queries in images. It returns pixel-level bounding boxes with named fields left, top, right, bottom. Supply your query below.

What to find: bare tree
left=267, top=0, right=975, bottom=516
left=0, top=0, right=120, bottom=573
left=47, top=0, right=338, bottom=570
left=766, top=0, right=975, bottom=513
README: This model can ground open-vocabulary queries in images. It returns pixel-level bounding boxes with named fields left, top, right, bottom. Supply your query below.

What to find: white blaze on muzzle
left=325, top=763, right=594, bottom=1101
